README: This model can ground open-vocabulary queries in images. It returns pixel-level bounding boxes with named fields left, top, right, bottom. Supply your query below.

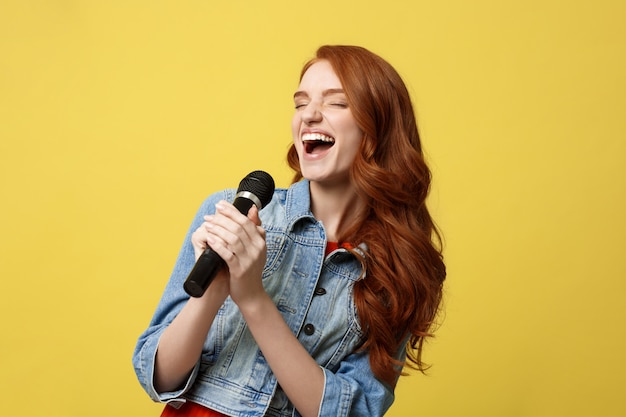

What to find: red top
left=325, top=241, right=353, bottom=256
left=161, top=401, right=227, bottom=417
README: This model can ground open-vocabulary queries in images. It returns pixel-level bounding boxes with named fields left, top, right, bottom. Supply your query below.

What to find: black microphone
left=183, top=170, right=275, bottom=298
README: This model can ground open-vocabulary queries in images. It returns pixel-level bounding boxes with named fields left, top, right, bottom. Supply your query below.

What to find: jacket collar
left=284, top=179, right=317, bottom=231
left=284, top=179, right=368, bottom=261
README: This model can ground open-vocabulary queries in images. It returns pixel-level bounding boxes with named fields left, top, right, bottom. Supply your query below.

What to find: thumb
left=247, top=204, right=262, bottom=226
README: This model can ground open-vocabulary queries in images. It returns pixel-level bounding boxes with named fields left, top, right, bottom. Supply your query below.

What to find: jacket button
left=303, top=323, right=315, bottom=335
left=314, top=287, right=327, bottom=296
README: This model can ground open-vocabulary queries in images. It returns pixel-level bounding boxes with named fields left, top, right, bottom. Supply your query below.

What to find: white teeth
left=302, top=133, right=335, bottom=143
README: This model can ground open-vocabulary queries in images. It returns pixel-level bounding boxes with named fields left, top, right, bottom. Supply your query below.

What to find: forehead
left=298, top=60, right=343, bottom=90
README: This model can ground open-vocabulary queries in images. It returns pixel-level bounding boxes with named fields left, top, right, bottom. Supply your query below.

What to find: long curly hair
left=287, top=45, right=446, bottom=387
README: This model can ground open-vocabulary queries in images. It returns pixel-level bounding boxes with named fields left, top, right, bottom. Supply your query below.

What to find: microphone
left=183, top=170, right=275, bottom=298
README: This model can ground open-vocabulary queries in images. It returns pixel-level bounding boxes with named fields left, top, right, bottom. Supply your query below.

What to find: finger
left=191, top=224, right=215, bottom=259
left=206, top=208, right=266, bottom=269
left=247, top=205, right=262, bottom=227
left=204, top=214, right=249, bottom=259
left=214, top=201, right=263, bottom=243
left=203, top=233, right=236, bottom=263
left=215, top=201, right=248, bottom=221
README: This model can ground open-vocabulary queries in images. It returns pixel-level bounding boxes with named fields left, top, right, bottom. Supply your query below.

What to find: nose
left=301, top=101, right=323, bottom=125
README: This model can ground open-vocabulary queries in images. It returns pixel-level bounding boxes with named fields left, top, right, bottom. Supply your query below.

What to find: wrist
left=237, top=291, right=273, bottom=321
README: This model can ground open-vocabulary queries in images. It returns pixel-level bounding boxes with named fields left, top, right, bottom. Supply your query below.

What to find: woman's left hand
left=203, top=200, right=267, bottom=308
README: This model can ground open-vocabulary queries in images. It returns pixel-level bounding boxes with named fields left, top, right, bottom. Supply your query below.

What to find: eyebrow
left=293, top=88, right=346, bottom=99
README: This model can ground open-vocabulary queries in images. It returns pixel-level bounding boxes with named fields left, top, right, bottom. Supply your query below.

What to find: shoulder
left=198, top=188, right=234, bottom=211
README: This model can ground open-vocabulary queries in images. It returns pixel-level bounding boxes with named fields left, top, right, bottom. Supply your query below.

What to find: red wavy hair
left=287, top=45, right=446, bottom=387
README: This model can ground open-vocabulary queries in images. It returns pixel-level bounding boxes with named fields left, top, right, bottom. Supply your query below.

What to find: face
left=291, top=60, right=363, bottom=187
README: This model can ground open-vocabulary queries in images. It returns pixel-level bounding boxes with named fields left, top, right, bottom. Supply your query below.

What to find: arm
left=239, top=293, right=325, bottom=417
left=152, top=205, right=237, bottom=392
left=154, top=194, right=283, bottom=392
left=153, top=273, right=229, bottom=392
left=132, top=191, right=231, bottom=402
left=205, top=201, right=325, bottom=417
left=205, top=200, right=399, bottom=417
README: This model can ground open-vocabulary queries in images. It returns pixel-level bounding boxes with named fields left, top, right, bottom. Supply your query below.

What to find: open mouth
left=302, top=132, right=335, bottom=154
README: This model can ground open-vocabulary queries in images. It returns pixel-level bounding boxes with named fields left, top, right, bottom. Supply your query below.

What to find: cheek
left=345, top=137, right=364, bottom=166
left=347, top=127, right=364, bottom=156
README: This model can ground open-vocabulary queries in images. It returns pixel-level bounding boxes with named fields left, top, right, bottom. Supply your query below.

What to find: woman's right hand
left=191, top=215, right=218, bottom=261
left=198, top=202, right=267, bottom=310
left=190, top=214, right=231, bottom=298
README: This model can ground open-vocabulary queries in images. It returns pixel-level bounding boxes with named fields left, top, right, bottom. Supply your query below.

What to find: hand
left=200, top=201, right=267, bottom=308
left=189, top=206, right=238, bottom=298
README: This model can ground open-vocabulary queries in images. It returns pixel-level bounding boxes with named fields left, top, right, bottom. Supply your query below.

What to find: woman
left=133, top=45, right=446, bottom=417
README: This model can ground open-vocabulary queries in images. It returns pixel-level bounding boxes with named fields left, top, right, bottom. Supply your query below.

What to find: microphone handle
left=183, top=196, right=256, bottom=297
left=233, top=195, right=255, bottom=215
left=183, top=249, right=225, bottom=297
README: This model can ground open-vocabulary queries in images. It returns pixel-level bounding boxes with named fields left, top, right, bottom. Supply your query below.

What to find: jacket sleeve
left=307, top=347, right=404, bottom=417
left=131, top=190, right=229, bottom=405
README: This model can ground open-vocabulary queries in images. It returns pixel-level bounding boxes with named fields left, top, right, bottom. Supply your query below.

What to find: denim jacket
left=133, top=180, right=400, bottom=417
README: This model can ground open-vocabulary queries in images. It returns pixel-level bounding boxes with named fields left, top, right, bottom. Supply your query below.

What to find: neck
left=309, top=180, right=363, bottom=242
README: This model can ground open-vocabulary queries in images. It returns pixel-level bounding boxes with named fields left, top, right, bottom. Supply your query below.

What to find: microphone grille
left=237, top=170, right=275, bottom=209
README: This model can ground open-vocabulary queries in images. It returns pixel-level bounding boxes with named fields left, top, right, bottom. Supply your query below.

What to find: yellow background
left=1, top=1, right=624, bottom=416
